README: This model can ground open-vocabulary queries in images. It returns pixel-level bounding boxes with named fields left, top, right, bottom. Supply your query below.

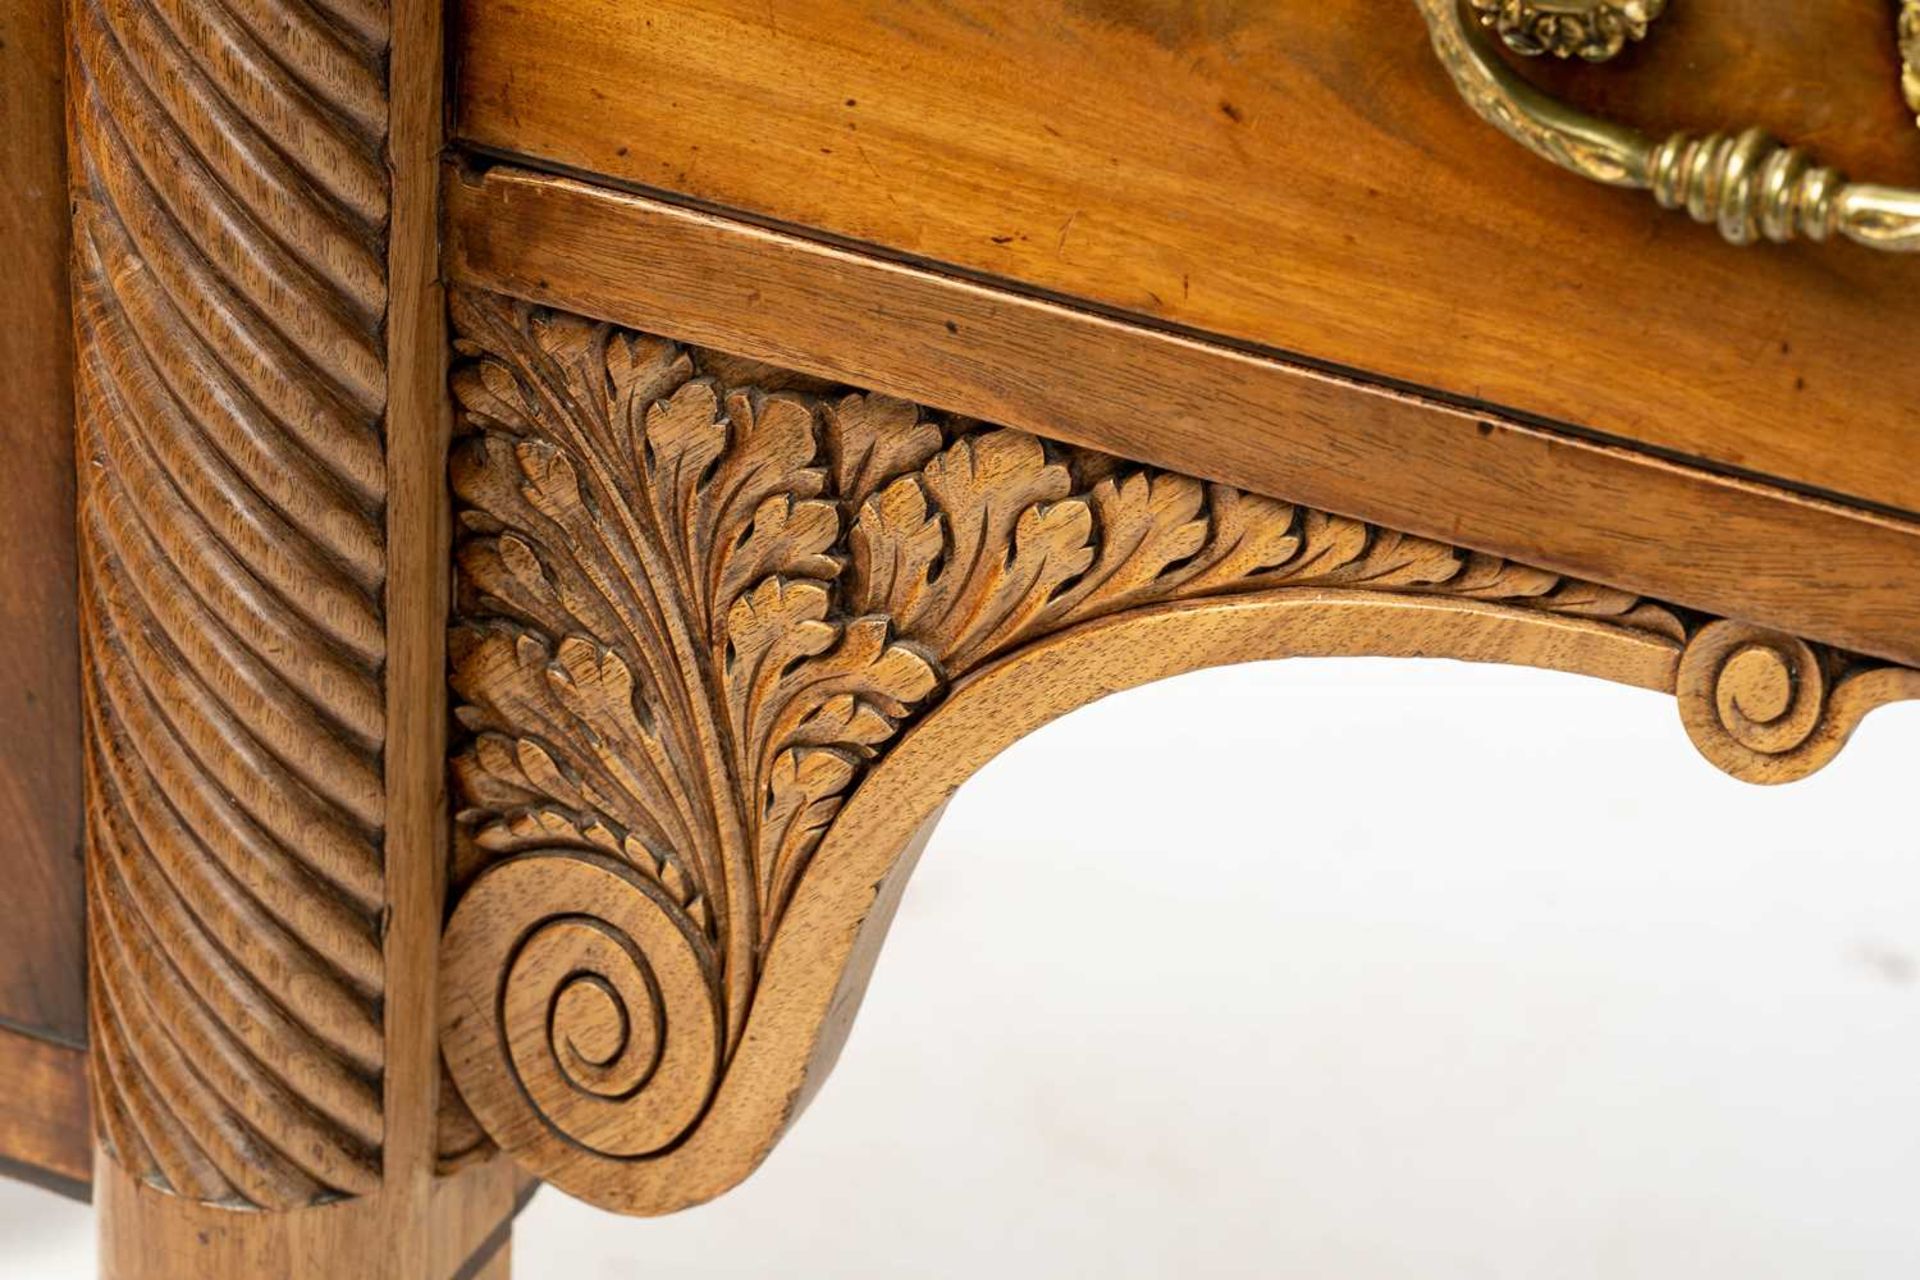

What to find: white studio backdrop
left=10, top=656, right=1919, bottom=1278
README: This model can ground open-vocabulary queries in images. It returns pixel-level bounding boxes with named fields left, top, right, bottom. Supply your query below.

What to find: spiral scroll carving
left=442, top=854, right=722, bottom=1169
left=440, top=291, right=1730, bottom=1203
left=1677, top=622, right=1920, bottom=784
left=72, top=0, right=391, bottom=1207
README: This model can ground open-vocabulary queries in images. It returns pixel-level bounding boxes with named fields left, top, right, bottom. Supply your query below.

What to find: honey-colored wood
left=468, top=1255, right=510, bottom=1280
left=435, top=293, right=1918, bottom=1215
left=70, top=0, right=517, bottom=1272
left=380, top=0, right=466, bottom=1266
left=444, top=167, right=1920, bottom=669
left=97, top=1157, right=523, bottom=1280
left=1677, top=621, right=1920, bottom=783
left=424, top=1168, right=535, bottom=1280
left=450, top=0, right=1920, bottom=515
left=24, top=0, right=1916, bottom=1264
left=73, top=0, right=391, bottom=1206
left=0, top=1026, right=91, bottom=1197
left=0, top=0, right=86, bottom=1052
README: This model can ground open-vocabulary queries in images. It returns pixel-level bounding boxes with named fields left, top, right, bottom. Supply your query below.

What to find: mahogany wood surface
left=0, top=0, right=86, bottom=1050
left=445, top=167, right=1920, bottom=668
left=450, top=0, right=1920, bottom=515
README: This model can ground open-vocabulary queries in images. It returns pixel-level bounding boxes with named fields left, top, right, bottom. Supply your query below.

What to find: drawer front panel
left=453, top=0, right=1920, bottom=515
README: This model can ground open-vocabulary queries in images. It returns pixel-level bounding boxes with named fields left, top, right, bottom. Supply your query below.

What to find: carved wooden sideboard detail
left=71, top=0, right=391, bottom=1209
left=438, top=290, right=1920, bottom=1215
left=1677, top=621, right=1920, bottom=784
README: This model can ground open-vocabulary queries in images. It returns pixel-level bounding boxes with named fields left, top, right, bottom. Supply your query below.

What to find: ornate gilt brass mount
left=1469, top=0, right=1667, bottom=62
left=1420, top=0, right=1920, bottom=252
left=1903, top=0, right=1920, bottom=124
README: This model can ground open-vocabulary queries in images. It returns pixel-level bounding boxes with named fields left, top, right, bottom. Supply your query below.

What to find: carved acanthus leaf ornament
left=439, top=291, right=1761, bottom=1187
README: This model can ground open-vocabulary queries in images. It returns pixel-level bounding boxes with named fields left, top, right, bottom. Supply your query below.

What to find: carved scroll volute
left=442, top=855, right=723, bottom=1163
left=439, top=294, right=944, bottom=1194
left=1677, top=621, right=1920, bottom=784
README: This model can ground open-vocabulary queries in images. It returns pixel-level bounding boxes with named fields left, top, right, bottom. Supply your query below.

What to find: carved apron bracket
left=436, top=289, right=1918, bottom=1215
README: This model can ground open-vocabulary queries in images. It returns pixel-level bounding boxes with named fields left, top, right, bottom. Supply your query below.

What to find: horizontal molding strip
left=444, top=162, right=1920, bottom=669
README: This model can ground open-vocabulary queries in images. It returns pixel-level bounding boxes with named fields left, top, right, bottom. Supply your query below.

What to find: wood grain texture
left=424, top=1164, right=535, bottom=1280
left=464, top=1254, right=510, bottom=1280
left=1677, top=621, right=1920, bottom=784
left=378, top=0, right=465, bottom=1266
left=0, top=0, right=86, bottom=1048
left=444, top=167, right=1920, bottom=670
left=450, top=0, right=1920, bottom=515
left=0, top=1025, right=91, bottom=1197
left=97, top=1156, right=526, bottom=1280
left=67, top=0, right=524, bottom=1267
left=437, top=294, right=1918, bottom=1214
left=71, top=0, right=392, bottom=1210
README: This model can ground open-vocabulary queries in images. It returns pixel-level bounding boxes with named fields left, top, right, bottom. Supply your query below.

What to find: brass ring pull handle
left=1417, top=0, right=1920, bottom=252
